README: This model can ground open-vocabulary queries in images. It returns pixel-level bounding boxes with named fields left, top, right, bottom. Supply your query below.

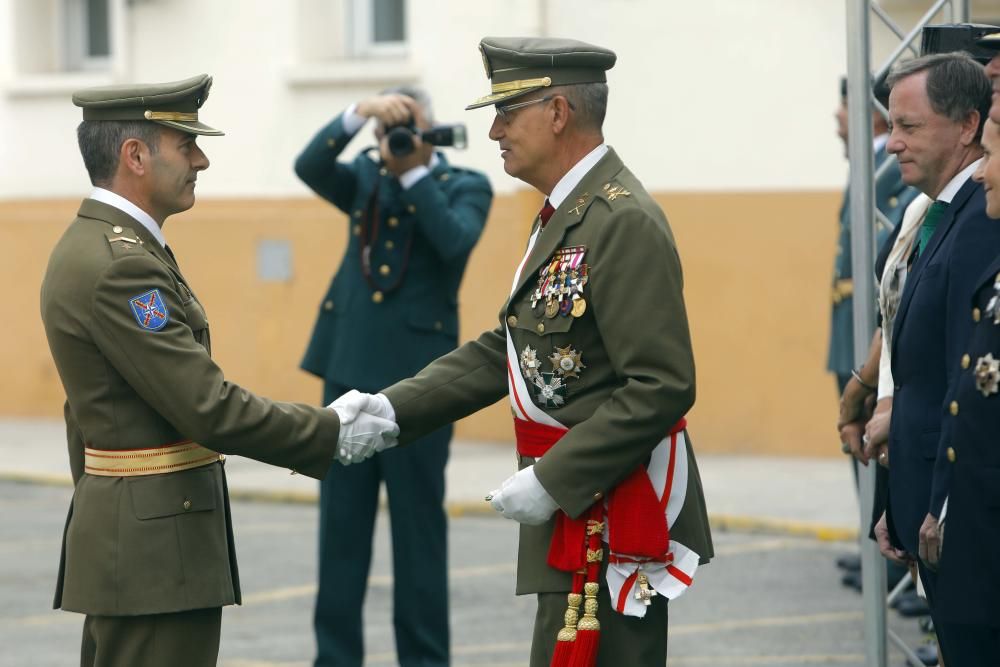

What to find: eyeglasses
left=494, top=95, right=576, bottom=123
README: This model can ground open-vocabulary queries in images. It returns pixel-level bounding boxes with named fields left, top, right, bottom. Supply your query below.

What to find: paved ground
left=2, top=480, right=934, bottom=667
left=0, top=418, right=862, bottom=538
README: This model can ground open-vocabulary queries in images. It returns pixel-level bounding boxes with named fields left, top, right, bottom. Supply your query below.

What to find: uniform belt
left=84, top=440, right=222, bottom=477
left=831, top=278, right=854, bottom=305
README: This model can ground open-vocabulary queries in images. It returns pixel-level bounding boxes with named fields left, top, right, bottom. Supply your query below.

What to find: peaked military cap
left=977, top=30, right=1000, bottom=50
left=72, top=74, right=223, bottom=136
left=466, top=37, right=617, bottom=110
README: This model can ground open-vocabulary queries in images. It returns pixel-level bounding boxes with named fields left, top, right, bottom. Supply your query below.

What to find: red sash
left=513, top=416, right=687, bottom=573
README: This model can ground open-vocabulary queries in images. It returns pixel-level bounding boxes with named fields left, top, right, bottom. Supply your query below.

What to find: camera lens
left=387, top=126, right=416, bottom=157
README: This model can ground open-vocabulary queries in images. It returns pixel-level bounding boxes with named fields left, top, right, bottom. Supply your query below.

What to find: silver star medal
left=974, top=353, right=1000, bottom=397
left=988, top=275, right=1000, bottom=324
left=520, top=345, right=541, bottom=380
left=533, top=372, right=566, bottom=408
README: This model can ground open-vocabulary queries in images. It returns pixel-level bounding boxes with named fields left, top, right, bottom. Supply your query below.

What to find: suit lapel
left=510, top=149, right=625, bottom=299
left=893, top=177, right=980, bottom=354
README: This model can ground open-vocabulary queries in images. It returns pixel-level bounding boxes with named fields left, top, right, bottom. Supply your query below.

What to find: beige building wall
left=4, top=0, right=999, bottom=455
left=3, top=189, right=840, bottom=455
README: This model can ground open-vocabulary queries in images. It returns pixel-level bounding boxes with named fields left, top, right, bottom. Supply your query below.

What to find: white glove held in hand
left=488, top=465, right=559, bottom=526
left=329, top=391, right=399, bottom=465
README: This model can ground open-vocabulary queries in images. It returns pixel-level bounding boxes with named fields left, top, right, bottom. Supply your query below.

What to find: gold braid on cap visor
left=490, top=76, right=552, bottom=94
left=143, top=111, right=199, bottom=121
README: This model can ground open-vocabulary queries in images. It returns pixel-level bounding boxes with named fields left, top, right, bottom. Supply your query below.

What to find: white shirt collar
left=936, top=158, right=983, bottom=204
left=548, top=144, right=609, bottom=209
left=88, top=188, right=167, bottom=247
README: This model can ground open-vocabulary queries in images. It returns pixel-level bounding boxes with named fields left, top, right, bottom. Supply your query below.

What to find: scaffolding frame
left=845, top=1, right=969, bottom=664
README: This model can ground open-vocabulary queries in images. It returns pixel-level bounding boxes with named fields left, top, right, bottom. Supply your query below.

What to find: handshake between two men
left=328, top=390, right=558, bottom=526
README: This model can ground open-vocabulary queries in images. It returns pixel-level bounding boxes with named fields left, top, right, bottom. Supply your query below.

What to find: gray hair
left=381, top=85, right=434, bottom=124
left=76, top=120, right=161, bottom=187
left=552, top=83, right=608, bottom=134
left=887, top=52, right=990, bottom=140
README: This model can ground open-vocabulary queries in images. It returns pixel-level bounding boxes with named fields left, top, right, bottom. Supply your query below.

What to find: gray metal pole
left=870, top=3, right=920, bottom=56
left=845, top=0, right=888, bottom=665
left=956, top=0, right=970, bottom=23
left=874, top=0, right=950, bottom=81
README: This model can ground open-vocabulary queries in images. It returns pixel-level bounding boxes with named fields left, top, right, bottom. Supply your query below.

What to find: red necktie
left=539, top=199, right=555, bottom=228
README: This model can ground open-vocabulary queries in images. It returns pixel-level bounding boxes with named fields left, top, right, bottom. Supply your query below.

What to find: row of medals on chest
left=973, top=275, right=1000, bottom=397
left=519, top=247, right=589, bottom=407
left=531, top=246, right=588, bottom=319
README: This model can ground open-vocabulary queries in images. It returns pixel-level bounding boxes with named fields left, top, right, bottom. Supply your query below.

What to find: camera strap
left=358, top=171, right=414, bottom=296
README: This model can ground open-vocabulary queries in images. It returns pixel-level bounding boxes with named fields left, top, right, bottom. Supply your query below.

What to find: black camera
left=921, top=23, right=1000, bottom=64
left=385, top=119, right=468, bottom=157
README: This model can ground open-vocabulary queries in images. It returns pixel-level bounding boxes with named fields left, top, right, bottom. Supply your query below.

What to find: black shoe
left=908, top=642, right=938, bottom=666
left=841, top=570, right=862, bottom=592
left=836, top=553, right=861, bottom=572
left=896, top=592, right=931, bottom=618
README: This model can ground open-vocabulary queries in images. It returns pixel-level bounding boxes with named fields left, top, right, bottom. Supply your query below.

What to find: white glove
left=329, top=391, right=399, bottom=465
left=329, top=390, right=395, bottom=422
left=488, top=465, right=559, bottom=526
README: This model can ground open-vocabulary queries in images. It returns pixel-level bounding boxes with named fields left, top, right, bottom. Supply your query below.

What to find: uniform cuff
left=342, top=103, right=367, bottom=135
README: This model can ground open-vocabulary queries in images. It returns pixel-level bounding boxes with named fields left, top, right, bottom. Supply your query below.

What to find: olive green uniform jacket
left=40, top=199, right=341, bottom=616
left=383, top=148, right=713, bottom=594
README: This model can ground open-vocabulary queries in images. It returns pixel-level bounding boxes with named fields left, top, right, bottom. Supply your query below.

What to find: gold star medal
left=974, top=353, right=1000, bottom=397
left=549, top=345, right=585, bottom=379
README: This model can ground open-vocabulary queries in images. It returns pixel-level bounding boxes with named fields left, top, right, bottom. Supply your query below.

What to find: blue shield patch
left=129, top=289, right=170, bottom=331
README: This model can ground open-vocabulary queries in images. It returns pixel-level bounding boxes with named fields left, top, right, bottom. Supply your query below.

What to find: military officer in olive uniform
left=335, top=38, right=713, bottom=667
left=294, top=88, right=492, bottom=667
left=40, top=75, right=396, bottom=667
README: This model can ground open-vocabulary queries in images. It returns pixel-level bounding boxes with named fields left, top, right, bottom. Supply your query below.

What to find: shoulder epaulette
left=104, top=227, right=144, bottom=258
left=598, top=180, right=632, bottom=205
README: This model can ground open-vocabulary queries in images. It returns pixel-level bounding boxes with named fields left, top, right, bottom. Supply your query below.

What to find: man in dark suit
left=294, top=88, right=492, bottom=667
left=873, top=53, right=1000, bottom=664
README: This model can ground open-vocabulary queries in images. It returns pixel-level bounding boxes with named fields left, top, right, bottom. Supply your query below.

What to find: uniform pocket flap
left=407, top=307, right=458, bottom=336
left=128, top=467, right=218, bottom=520
left=514, top=309, right=575, bottom=335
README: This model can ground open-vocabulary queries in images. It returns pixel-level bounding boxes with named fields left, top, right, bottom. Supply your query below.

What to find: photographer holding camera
left=294, top=87, right=492, bottom=667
